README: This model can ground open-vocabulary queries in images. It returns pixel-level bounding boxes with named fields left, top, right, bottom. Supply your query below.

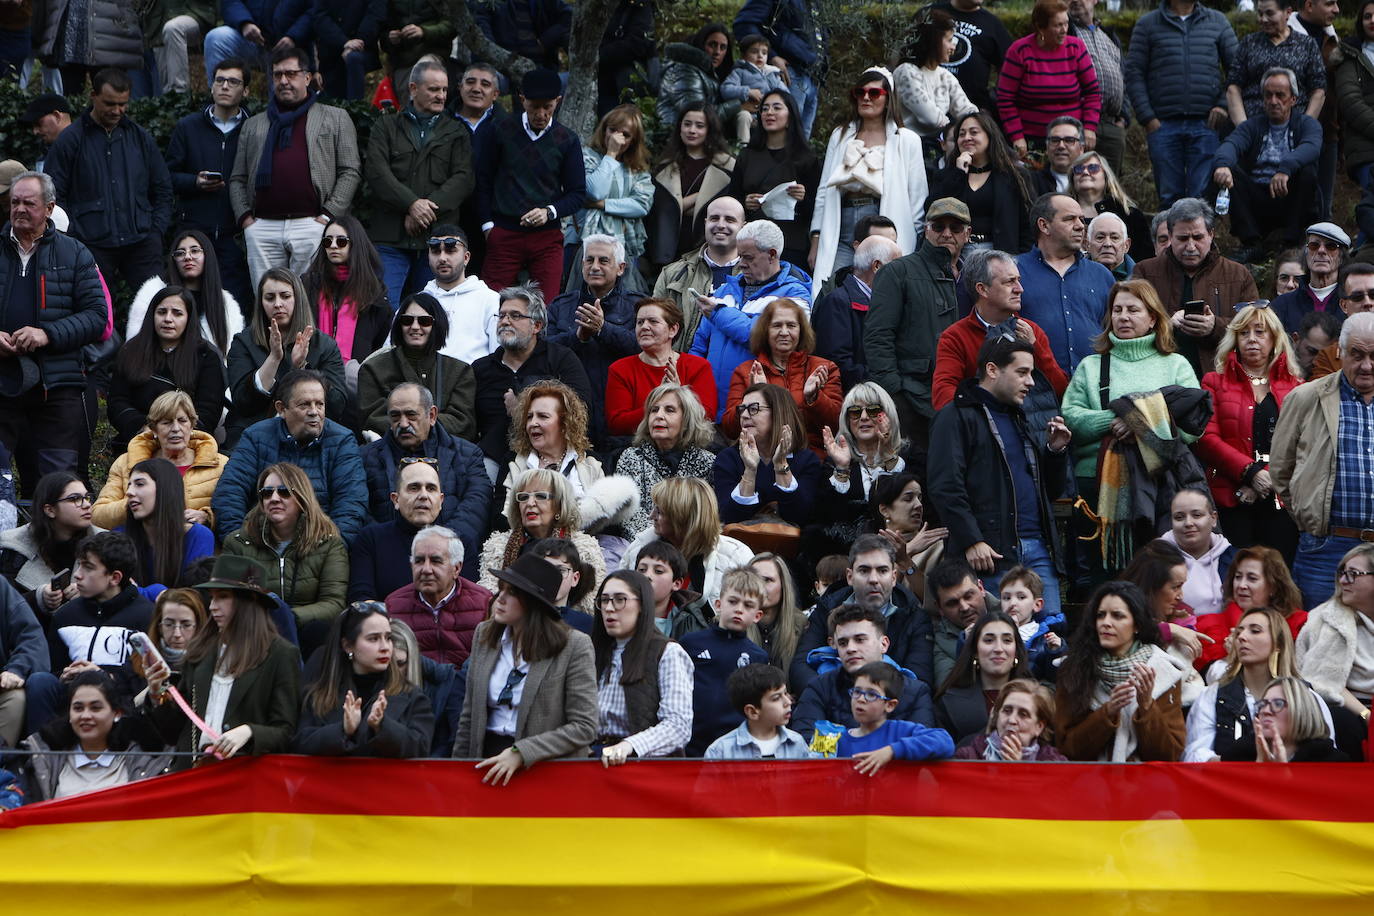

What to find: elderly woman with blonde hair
left=93, top=390, right=229, bottom=529
left=613, top=384, right=718, bottom=538
left=1196, top=302, right=1303, bottom=559
left=479, top=468, right=607, bottom=613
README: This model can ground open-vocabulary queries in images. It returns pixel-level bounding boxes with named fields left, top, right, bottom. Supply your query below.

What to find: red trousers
left=481, top=225, right=564, bottom=299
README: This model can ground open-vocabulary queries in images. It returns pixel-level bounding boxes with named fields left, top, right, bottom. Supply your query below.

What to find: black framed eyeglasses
left=738, top=402, right=771, bottom=417
left=596, top=593, right=638, bottom=611
left=1338, top=565, right=1374, bottom=582
left=1048, top=135, right=1082, bottom=146
left=52, top=492, right=94, bottom=507
left=1254, top=697, right=1289, bottom=714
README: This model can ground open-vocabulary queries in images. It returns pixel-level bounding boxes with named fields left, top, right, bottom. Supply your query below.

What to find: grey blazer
left=453, top=621, right=598, bottom=764
left=230, top=102, right=362, bottom=222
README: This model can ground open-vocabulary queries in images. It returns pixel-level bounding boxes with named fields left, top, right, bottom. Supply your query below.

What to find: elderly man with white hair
left=1272, top=306, right=1374, bottom=608
left=384, top=524, right=493, bottom=667
left=1086, top=210, right=1134, bottom=279
left=690, top=218, right=813, bottom=418
left=546, top=233, right=646, bottom=444
left=812, top=233, right=902, bottom=388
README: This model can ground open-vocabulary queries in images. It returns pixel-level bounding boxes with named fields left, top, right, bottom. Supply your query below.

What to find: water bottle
left=1215, top=188, right=1230, bottom=216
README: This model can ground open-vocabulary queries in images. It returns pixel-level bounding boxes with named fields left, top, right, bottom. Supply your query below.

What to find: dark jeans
left=1095, top=118, right=1127, bottom=177
left=1225, top=165, right=1318, bottom=247
left=0, top=28, right=29, bottom=81
left=86, top=235, right=165, bottom=299
left=210, top=228, right=253, bottom=316
left=0, top=385, right=90, bottom=496
left=319, top=46, right=377, bottom=101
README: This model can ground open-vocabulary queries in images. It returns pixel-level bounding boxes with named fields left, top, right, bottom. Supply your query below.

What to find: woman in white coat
left=125, top=229, right=243, bottom=360
left=808, top=67, right=927, bottom=299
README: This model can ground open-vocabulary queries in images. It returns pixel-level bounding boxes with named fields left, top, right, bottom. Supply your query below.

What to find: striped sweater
left=997, top=34, right=1102, bottom=141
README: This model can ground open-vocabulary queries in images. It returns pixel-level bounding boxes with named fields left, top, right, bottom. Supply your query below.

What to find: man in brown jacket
left=1133, top=197, right=1258, bottom=378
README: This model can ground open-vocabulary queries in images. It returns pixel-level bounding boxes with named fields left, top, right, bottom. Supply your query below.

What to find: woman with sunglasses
left=0, top=471, right=101, bottom=615
left=222, top=462, right=348, bottom=655
left=930, top=110, right=1034, bottom=254
left=479, top=468, right=607, bottom=614
left=592, top=570, right=694, bottom=764
left=1196, top=302, right=1303, bottom=560
left=108, top=286, right=227, bottom=452
left=720, top=298, right=841, bottom=457
left=357, top=292, right=477, bottom=440
left=296, top=602, right=435, bottom=757
left=996, top=0, right=1101, bottom=157
left=225, top=267, right=347, bottom=449
left=713, top=383, right=821, bottom=531
left=455, top=553, right=598, bottom=783
left=94, top=390, right=228, bottom=531
left=1070, top=151, right=1153, bottom=264
left=809, top=67, right=926, bottom=297
left=1296, top=544, right=1374, bottom=724
left=726, top=88, right=821, bottom=266
left=303, top=215, right=393, bottom=376
left=124, top=229, right=243, bottom=359
left=813, top=383, right=921, bottom=557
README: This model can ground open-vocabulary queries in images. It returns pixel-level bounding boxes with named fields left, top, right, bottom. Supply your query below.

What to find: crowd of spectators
left=3, top=0, right=1374, bottom=804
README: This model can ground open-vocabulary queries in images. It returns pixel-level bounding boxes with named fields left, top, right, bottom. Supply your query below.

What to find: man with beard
left=790, top=534, right=936, bottom=694
left=420, top=225, right=499, bottom=365
left=212, top=369, right=368, bottom=543
left=358, top=383, right=490, bottom=583
left=470, top=285, right=593, bottom=480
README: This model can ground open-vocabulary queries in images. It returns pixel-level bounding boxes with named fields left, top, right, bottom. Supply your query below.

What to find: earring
left=348, top=651, right=354, bottom=660
left=973, top=658, right=980, bottom=671
left=1015, top=657, right=1020, bottom=666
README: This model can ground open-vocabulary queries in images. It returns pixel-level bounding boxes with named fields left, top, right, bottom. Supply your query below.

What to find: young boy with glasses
left=838, top=661, right=954, bottom=772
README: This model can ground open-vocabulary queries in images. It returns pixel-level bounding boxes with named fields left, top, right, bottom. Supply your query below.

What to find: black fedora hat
left=197, top=555, right=277, bottom=609
left=492, top=553, right=563, bottom=618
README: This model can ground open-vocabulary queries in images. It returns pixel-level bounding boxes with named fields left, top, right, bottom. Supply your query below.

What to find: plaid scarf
left=1097, top=640, right=1151, bottom=688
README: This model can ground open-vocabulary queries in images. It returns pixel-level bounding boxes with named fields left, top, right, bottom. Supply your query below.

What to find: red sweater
left=931, top=312, right=1069, bottom=410
left=605, top=353, right=717, bottom=436
left=384, top=577, right=493, bottom=668
left=721, top=350, right=843, bottom=456
left=1196, top=352, right=1301, bottom=509
left=997, top=34, right=1102, bottom=141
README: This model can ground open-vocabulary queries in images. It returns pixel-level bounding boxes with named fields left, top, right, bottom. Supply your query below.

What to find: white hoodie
left=421, top=274, right=499, bottom=365
left=1160, top=529, right=1233, bottom=618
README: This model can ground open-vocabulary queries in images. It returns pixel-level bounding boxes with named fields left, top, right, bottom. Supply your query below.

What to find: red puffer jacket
left=385, top=577, right=494, bottom=668
left=1196, top=351, right=1302, bottom=508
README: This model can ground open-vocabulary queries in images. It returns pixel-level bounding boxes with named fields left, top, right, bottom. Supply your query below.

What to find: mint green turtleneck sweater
left=1061, top=332, right=1201, bottom=479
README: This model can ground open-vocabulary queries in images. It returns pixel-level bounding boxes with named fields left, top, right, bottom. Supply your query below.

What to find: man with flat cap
left=1272, top=220, right=1349, bottom=335
left=866, top=196, right=973, bottom=470
left=476, top=67, right=585, bottom=299
left=18, top=95, right=71, bottom=171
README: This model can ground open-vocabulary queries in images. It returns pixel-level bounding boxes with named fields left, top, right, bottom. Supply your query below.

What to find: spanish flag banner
left=3, top=757, right=1373, bottom=913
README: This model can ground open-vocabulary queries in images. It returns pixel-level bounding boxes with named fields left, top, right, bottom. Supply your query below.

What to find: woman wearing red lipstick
left=295, top=602, right=434, bottom=757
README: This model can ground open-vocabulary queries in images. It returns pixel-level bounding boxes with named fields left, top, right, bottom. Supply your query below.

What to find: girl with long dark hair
left=1053, top=581, right=1187, bottom=761
left=303, top=214, right=393, bottom=368
left=109, top=286, right=226, bottom=449
left=592, top=569, right=693, bottom=763
left=296, top=602, right=435, bottom=757
left=935, top=610, right=1034, bottom=743
left=145, top=555, right=301, bottom=766
left=648, top=105, right=736, bottom=265
left=120, top=457, right=214, bottom=592
left=124, top=228, right=243, bottom=356
left=0, top=471, right=99, bottom=613
left=726, top=88, right=821, bottom=265
left=930, top=109, right=1035, bottom=253
left=455, top=554, right=598, bottom=784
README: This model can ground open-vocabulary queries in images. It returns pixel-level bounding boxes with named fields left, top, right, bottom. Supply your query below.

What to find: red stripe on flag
left=5, top=757, right=1374, bottom=828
